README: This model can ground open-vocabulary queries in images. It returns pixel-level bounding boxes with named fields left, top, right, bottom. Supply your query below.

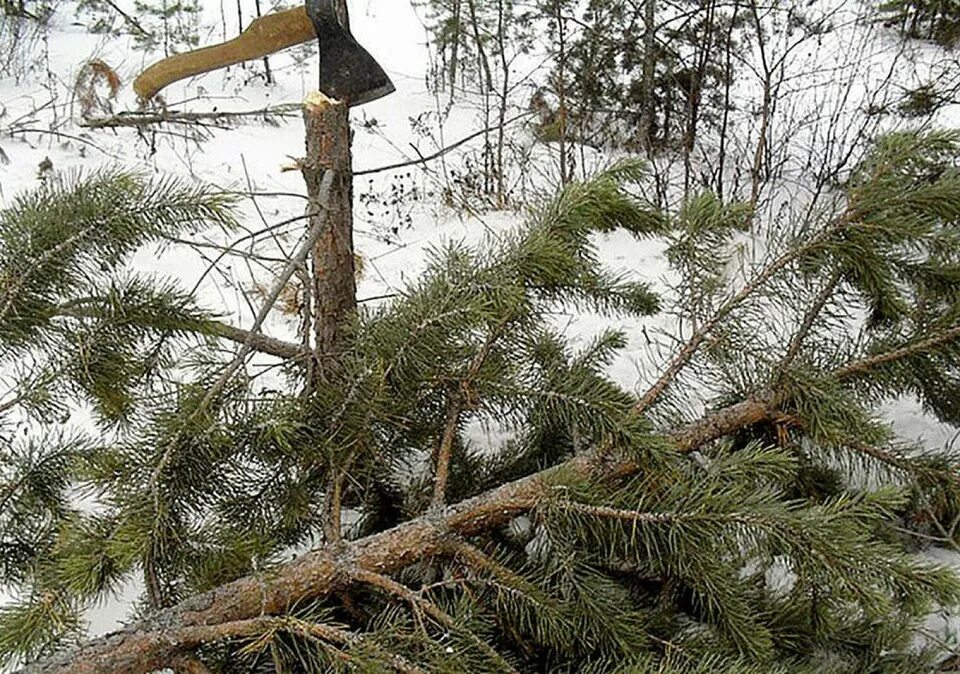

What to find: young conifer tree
left=2, top=132, right=960, bottom=673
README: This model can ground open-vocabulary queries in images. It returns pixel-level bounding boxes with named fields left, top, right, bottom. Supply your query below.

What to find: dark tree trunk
left=639, top=0, right=656, bottom=153
left=554, top=1, right=571, bottom=185
left=450, top=0, right=462, bottom=98
left=683, top=0, right=716, bottom=192
left=253, top=0, right=273, bottom=84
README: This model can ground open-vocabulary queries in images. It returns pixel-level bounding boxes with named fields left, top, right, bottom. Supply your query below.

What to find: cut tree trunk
left=300, top=91, right=356, bottom=377
left=17, top=397, right=775, bottom=674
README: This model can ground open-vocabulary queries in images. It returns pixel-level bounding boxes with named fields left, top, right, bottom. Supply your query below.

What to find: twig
left=53, top=299, right=305, bottom=361
left=354, top=112, right=533, bottom=177
left=200, top=170, right=335, bottom=409
left=834, top=324, right=960, bottom=382
left=553, top=500, right=774, bottom=528
left=145, top=172, right=336, bottom=598
left=431, top=318, right=510, bottom=509
left=208, top=320, right=307, bottom=360
left=430, top=396, right=462, bottom=509
left=80, top=104, right=302, bottom=129
left=635, top=240, right=816, bottom=414
left=5, top=127, right=121, bottom=158
left=185, top=214, right=312, bottom=301
left=775, top=268, right=843, bottom=379
left=351, top=568, right=519, bottom=674
left=323, top=472, right=344, bottom=545
left=100, top=0, right=150, bottom=37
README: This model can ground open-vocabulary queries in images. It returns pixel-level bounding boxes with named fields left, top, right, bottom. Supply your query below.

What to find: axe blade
left=307, top=0, right=396, bottom=107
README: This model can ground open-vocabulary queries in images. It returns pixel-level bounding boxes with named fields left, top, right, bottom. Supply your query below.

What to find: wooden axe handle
left=134, top=7, right=316, bottom=101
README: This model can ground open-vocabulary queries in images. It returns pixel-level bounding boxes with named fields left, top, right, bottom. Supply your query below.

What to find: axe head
left=306, top=0, right=395, bottom=107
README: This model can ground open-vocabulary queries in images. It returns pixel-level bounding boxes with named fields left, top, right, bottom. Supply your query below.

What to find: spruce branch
left=10, top=404, right=749, bottom=674
left=13, top=346, right=952, bottom=674
left=0, top=445, right=77, bottom=520
left=0, top=171, right=238, bottom=423
left=18, top=254, right=960, bottom=673
left=833, top=323, right=960, bottom=381
left=142, top=172, right=335, bottom=607
left=445, top=539, right=532, bottom=592
left=843, top=437, right=956, bottom=483
left=146, top=170, right=332, bottom=454
left=431, top=316, right=513, bottom=509
left=322, top=472, right=344, bottom=545
left=640, top=129, right=960, bottom=414
left=778, top=411, right=960, bottom=485
left=430, top=395, right=462, bottom=510
left=774, top=267, right=843, bottom=378
left=229, top=614, right=424, bottom=672
left=635, top=217, right=845, bottom=414
left=352, top=568, right=519, bottom=674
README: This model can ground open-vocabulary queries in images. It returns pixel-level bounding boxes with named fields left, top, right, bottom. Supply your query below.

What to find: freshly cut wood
left=133, top=7, right=316, bottom=101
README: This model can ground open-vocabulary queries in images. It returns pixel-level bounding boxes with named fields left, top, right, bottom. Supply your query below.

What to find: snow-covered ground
left=0, top=0, right=958, bottom=657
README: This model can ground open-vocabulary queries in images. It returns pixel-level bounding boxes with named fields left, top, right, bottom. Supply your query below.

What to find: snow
left=0, top=0, right=958, bottom=659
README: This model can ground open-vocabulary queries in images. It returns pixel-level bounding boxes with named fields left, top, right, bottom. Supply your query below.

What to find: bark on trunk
left=300, top=91, right=356, bottom=377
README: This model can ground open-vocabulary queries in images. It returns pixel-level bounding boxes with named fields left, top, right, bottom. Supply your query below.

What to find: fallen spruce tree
left=3, top=132, right=960, bottom=673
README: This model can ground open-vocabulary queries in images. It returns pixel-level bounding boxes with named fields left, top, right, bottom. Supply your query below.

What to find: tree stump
left=300, top=91, right=355, bottom=379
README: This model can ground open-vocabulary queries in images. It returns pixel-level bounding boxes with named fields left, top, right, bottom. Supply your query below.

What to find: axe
left=133, top=0, right=395, bottom=106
